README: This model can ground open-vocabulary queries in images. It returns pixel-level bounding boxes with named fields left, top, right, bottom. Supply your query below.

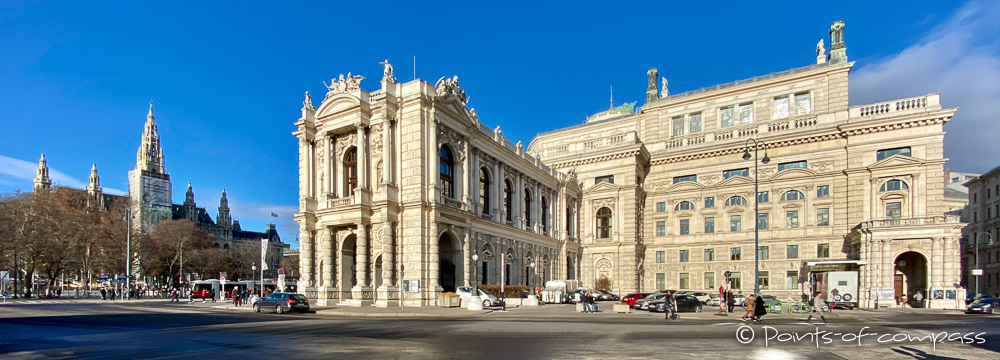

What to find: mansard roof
left=171, top=204, right=216, bottom=225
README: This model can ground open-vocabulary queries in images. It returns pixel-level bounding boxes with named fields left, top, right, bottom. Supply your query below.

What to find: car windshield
left=290, top=294, right=307, bottom=301
left=973, top=298, right=994, bottom=304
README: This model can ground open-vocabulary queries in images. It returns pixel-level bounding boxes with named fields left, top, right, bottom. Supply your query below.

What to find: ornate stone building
left=963, top=166, right=1000, bottom=298
left=296, top=21, right=965, bottom=308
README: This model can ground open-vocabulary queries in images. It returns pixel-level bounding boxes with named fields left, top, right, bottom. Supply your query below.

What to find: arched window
left=596, top=207, right=612, bottom=239
left=479, top=168, right=490, bottom=215
left=524, top=188, right=532, bottom=226
left=345, top=147, right=358, bottom=194
left=439, top=146, right=454, bottom=198
left=504, top=179, right=513, bottom=222
left=879, top=180, right=909, bottom=192
left=213, top=243, right=221, bottom=248
left=566, top=206, right=573, bottom=236
left=541, top=197, right=549, bottom=233
left=725, top=196, right=747, bottom=206
left=780, top=190, right=805, bottom=201
left=674, top=201, right=695, bottom=211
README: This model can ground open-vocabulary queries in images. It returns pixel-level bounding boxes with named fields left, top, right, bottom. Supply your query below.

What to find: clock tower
left=128, top=102, right=173, bottom=233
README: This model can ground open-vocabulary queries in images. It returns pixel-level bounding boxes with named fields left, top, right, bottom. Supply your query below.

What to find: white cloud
left=850, top=0, right=1000, bottom=173
left=0, top=154, right=127, bottom=195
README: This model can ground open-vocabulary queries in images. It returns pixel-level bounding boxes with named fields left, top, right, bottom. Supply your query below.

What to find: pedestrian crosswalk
left=1, top=299, right=106, bottom=305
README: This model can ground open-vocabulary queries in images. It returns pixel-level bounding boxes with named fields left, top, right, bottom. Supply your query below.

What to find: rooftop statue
left=816, top=39, right=825, bottom=57
left=435, top=75, right=468, bottom=104
left=380, top=59, right=396, bottom=83
left=303, top=91, right=314, bottom=110
left=661, top=77, right=669, bottom=97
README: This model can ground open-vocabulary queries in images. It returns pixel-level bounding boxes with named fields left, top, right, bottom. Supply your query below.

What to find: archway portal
left=342, top=235, right=357, bottom=289
left=438, top=233, right=459, bottom=292
left=374, top=255, right=383, bottom=288
left=894, top=251, right=928, bottom=308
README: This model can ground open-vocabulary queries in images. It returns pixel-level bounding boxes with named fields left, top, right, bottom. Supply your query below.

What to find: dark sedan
left=966, top=297, right=997, bottom=314
left=253, top=292, right=310, bottom=314
left=650, top=294, right=703, bottom=313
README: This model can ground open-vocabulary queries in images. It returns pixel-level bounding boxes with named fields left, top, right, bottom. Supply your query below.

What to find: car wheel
left=253, top=304, right=260, bottom=313
left=696, top=305, right=702, bottom=312
left=483, top=299, right=492, bottom=307
left=276, top=305, right=284, bottom=314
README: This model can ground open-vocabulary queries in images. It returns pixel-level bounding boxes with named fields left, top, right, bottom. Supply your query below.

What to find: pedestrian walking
left=726, top=290, right=735, bottom=313
left=805, top=292, right=828, bottom=324
left=900, top=294, right=908, bottom=308
left=109, top=288, right=116, bottom=301
left=664, top=290, right=677, bottom=320
left=201, top=289, right=208, bottom=303
left=581, top=292, right=593, bottom=313
left=753, top=294, right=768, bottom=322
left=170, top=289, right=179, bottom=302
left=100, top=287, right=107, bottom=301
left=210, top=288, right=216, bottom=303
left=741, top=294, right=755, bottom=321
left=914, top=291, right=924, bottom=308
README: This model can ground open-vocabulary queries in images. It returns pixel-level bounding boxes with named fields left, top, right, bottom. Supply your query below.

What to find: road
left=2, top=301, right=999, bottom=359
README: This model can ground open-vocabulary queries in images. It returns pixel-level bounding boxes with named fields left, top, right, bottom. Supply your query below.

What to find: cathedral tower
left=86, top=163, right=104, bottom=207
left=217, top=189, right=232, bottom=227
left=128, top=102, right=173, bottom=232
left=33, top=154, right=52, bottom=191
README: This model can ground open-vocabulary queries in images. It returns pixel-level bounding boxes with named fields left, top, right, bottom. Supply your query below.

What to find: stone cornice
left=552, top=149, right=644, bottom=169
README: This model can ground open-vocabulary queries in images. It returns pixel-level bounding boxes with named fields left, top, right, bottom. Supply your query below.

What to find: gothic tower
left=33, top=154, right=52, bottom=191
left=128, top=102, right=173, bottom=232
left=217, top=189, right=232, bottom=227
left=183, top=182, right=197, bottom=222
left=86, top=163, right=104, bottom=207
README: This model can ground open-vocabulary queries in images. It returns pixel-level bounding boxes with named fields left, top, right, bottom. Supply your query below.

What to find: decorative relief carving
left=810, top=160, right=834, bottom=172
left=752, top=167, right=776, bottom=179
left=370, top=122, right=383, bottom=153
left=592, top=197, right=616, bottom=210
left=324, top=73, right=365, bottom=99
left=702, top=174, right=721, bottom=185
left=434, top=75, right=468, bottom=104
left=336, top=133, right=358, bottom=158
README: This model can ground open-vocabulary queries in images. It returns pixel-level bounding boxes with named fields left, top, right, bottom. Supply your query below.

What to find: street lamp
left=252, top=264, right=257, bottom=296
left=124, top=207, right=131, bottom=300
left=742, top=138, right=769, bottom=297
left=472, top=253, right=479, bottom=293
left=974, top=232, right=994, bottom=296
left=530, top=261, right=536, bottom=294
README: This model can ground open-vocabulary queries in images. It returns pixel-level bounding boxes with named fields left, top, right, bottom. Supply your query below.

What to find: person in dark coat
left=753, top=294, right=768, bottom=322
left=726, top=290, right=736, bottom=313
left=100, top=288, right=107, bottom=301
left=664, top=290, right=677, bottom=320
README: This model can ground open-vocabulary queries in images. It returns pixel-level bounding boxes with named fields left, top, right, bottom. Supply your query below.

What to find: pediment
left=727, top=208, right=746, bottom=214
left=880, top=193, right=906, bottom=201
left=770, top=167, right=818, bottom=180
left=716, top=175, right=754, bottom=187
left=317, top=92, right=370, bottom=119
left=781, top=203, right=803, bottom=209
left=585, top=181, right=619, bottom=194
left=667, top=181, right=706, bottom=192
left=676, top=212, right=694, bottom=218
left=869, top=155, right=924, bottom=170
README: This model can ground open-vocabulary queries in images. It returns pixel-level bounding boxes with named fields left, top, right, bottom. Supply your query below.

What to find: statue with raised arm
left=816, top=39, right=826, bottom=57
left=337, top=74, right=347, bottom=92
left=380, top=59, right=395, bottom=83
left=661, top=77, right=669, bottom=97
left=303, top=91, right=314, bottom=110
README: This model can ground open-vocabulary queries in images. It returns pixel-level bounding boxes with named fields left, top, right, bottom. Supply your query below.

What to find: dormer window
left=876, top=147, right=911, bottom=161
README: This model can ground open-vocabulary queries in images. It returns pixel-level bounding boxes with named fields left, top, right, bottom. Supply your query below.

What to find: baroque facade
left=296, top=21, right=965, bottom=308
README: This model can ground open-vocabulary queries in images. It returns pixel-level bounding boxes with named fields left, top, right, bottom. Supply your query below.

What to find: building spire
left=33, top=153, right=52, bottom=191
left=87, top=163, right=102, bottom=194
left=184, top=181, right=195, bottom=206
left=217, top=188, right=232, bottom=227
left=135, top=102, right=167, bottom=176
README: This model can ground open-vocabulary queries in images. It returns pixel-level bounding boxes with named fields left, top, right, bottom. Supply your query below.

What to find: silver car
left=455, top=286, right=500, bottom=307
left=634, top=293, right=666, bottom=309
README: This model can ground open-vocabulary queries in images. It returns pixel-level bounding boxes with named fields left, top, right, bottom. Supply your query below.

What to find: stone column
left=430, top=119, right=439, bottom=203
left=930, top=237, right=940, bottom=291
left=462, top=230, right=471, bottom=286
left=462, top=140, right=471, bottom=209
left=351, top=223, right=372, bottom=306
left=429, top=220, right=441, bottom=303
left=356, top=124, right=368, bottom=190
left=376, top=221, right=398, bottom=307
left=316, top=227, right=335, bottom=305
left=496, top=162, right=504, bottom=223
left=298, top=228, right=315, bottom=297
left=945, top=237, right=956, bottom=288
left=325, top=135, right=334, bottom=197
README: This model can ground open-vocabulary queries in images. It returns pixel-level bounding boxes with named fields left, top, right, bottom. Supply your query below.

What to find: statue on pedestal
left=380, top=59, right=396, bottom=83
left=661, top=77, right=669, bottom=97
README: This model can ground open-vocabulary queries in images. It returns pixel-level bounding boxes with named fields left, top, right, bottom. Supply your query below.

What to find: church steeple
left=33, top=154, right=52, bottom=191
left=184, top=182, right=195, bottom=206
left=217, top=189, right=232, bottom=227
left=136, top=101, right=167, bottom=176
left=86, top=163, right=102, bottom=194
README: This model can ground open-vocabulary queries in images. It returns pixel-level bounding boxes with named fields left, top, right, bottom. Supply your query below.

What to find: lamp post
left=530, top=261, right=536, bottom=295
left=252, top=265, right=257, bottom=297
left=472, top=253, right=479, bottom=294
left=124, top=208, right=132, bottom=300
left=742, top=138, right=770, bottom=297
left=974, top=232, right=994, bottom=296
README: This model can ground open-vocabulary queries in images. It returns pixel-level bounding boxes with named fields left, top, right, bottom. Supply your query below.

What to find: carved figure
left=816, top=39, right=826, bottom=57
left=303, top=91, right=314, bottom=110
left=434, top=75, right=468, bottom=104
left=379, top=59, right=395, bottom=83
left=661, top=77, right=669, bottom=96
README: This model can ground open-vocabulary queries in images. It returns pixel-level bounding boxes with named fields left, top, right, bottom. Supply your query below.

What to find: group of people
left=580, top=291, right=600, bottom=313
left=739, top=294, right=768, bottom=322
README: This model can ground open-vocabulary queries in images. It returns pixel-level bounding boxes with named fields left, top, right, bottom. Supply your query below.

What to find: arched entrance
left=566, top=256, right=574, bottom=280
left=894, top=251, right=928, bottom=308
left=374, top=255, right=383, bottom=288
left=341, top=234, right=357, bottom=289
left=438, top=233, right=459, bottom=292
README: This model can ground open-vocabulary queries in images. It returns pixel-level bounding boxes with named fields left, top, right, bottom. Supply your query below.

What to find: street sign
left=99, top=276, right=108, bottom=283
left=278, top=268, right=285, bottom=276
left=972, top=269, right=984, bottom=276
left=220, top=275, right=226, bottom=282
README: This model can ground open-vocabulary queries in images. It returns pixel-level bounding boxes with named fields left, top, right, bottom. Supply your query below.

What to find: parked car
left=734, top=294, right=749, bottom=307
left=689, top=292, right=712, bottom=304
left=621, top=293, right=653, bottom=306
left=594, top=290, right=619, bottom=301
left=253, top=292, right=310, bottom=314
left=455, top=286, right=501, bottom=307
left=650, top=294, right=703, bottom=313
left=966, top=296, right=997, bottom=314
left=705, top=297, right=722, bottom=306
left=634, top=293, right=667, bottom=309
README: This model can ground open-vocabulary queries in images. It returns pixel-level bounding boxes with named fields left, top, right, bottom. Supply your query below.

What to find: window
left=705, top=197, right=715, bottom=208
left=786, top=245, right=799, bottom=259
left=541, top=197, right=549, bottom=232
left=672, top=116, right=685, bottom=137
left=817, top=243, right=830, bottom=258
left=730, top=272, right=742, bottom=289
left=876, top=147, right=911, bottom=161
left=656, top=251, right=665, bottom=263
left=675, top=201, right=695, bottom=211
left=773, top=96, right=789, bottom=119
left=439, top=146, right=454, bottom=198
left=689, top=113, right=702, bottom=133
left=795, top=93, right=811, bottom=115
left=725, top=196, right=747, bottom=206
left=704, top=249, right=715, bottom=261
left=816, top=208, right=830, bottom=226
left=596, top=207, right=612, bottom=239
left=504, top=180, right=513, bottom=222
left=781, top=190, right=805, bottom=201
left=679, top=219, right=690, bottom=235
left=595, top=175, right=614, bottom=184
left=816, top=185, right=830, bottom=198
left=757, top=213, right=768, bottom=230
left=345, top=147, right=359, bottom=194
left=565, top=206, right=573, bottom=236
left=656, top=221, right=666, bottom=236
left=673, top=175, right=697, bottom=183
left=880, top=180, right=909, bottom=192
left=705, top=217, right=715, bottom=233
left=730, top=247, right=741, bottom=260
left=786, top=271, right=799, bottom=289
left=656, top=273, right=665, bottom=290
left=886, top=202, right=901, bottom=220
left=524, top=189, right=532, bottom=226
left=656, top=202, right=666, bottom=212
left=479, top=168, right=490, bottom=215
left=777, top=161, right=807, bottom=172
left=757, top=271, right=769, bottom=290
left=679, top=273, right=690, bottom=289
left=757, top=246, right=769, bottom=260
left=720, top=106, right=735, bottom=128
left=757, top=191, right=769, bottom=203
left=730, top=215, right=742, bottom=232
left=723, top=168, right=749, bottom=179
left=704, top=273, right=715, bottom=289
left=786, top=210, right=799, bottom=228
left=738, top=103, right=754, bottom=124
left=679, top=250, right=689, bottom=262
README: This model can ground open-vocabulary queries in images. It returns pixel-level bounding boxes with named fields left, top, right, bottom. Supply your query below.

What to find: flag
left=270, top=212, right=278, bottom=218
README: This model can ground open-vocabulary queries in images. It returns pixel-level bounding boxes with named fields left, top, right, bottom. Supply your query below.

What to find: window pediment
left=880, top=193, right=906, bottom=201
left=782, top=203, right=803, bottom=209
left=770, top=167, right=817, bottom=180
left=869, top=155, right=923, bottom=170
left=676, top=212, right=694, bottom=218
left=717, top=175, right=755, bottom=187
left=667, top=181, right=705, bottom=192
left=727, top=208, right=745, bottom=214
left=586, top=181, right=619, bottom=194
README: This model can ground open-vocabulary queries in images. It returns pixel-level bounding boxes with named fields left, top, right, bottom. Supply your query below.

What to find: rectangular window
left=786, top=210, right=799, bottom=228
left=723, top=168, right=749, bottom=179
left=886, top=202, right=901, bottom=220
left=656, top=273, right=665, bottom=290
left=704, top=272, right=715, bottom=290
left=705, top=197, right=715, bottom=208
left=730, top=215, right=742, bottom=232
left=817, top=243, right=830, bottom=258
left=672, top=116, right=685, bottom=137
left=689, top=113, right=702, bottom=133
left=679, top=273, right=690, bottom=290
left=817, top=185, right=830, bottom=198
left=786, top=245, right=799, bottom=259
left=730, top=247, right=741, bottom=260
left=773, top=96, right=790, bottom=119
left=656, top=251, right=665, bottom=263
left=758, top=271, right=769, bottom=290
left=673, top=175, right=697, bottom=183
left=738, top=103, right=754, bottom=124
left=679, top=250, right=689, bottom=262
left=757, top=246, right=769, bottom=260
left=777, top=161, right=807, bottom=172
left=656, top=221, right=666, bottom=237
left=656, top=202, right=666, bottom=212
left=679, top=219, right=690, bottom=235
left=757, top=191, right=769, bottom=203
left=816, top=208, right=830, bottom=226
left=720, top=106, right=735, bottom=128
left=795, top=92, right=811, bottom=115
left=730, top=272, right=742, bottom=289
left=704, top=249, right=715, bottom=261
left=876, top=147, right=911, bottom=161
left=786, top=271, right=799, bottom=290
left=595, top=175, right=614, bottom=184
left=705, top=217, right=715, bottom=233
left=757, top=213, right=769, bottom=230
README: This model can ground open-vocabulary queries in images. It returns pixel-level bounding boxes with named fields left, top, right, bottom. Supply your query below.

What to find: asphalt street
left=2, top=301, right=999, bottom=359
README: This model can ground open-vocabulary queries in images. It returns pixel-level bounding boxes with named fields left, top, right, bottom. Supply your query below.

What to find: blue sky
left=2, top=1, right=998, bottom=248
